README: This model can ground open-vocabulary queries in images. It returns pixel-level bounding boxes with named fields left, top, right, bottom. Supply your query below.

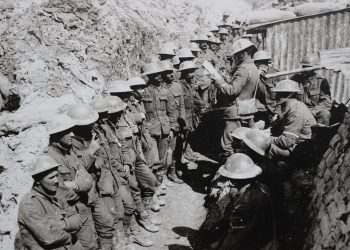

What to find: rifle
left=265, top=66, right=325, bottom=79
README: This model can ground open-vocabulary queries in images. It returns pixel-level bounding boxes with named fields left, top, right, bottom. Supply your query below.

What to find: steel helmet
left=190, top=35, right=199, bottom=42
left=108, top=80, right=132, bottom=94
left=66, top=103, right=98, bottom=126
left=90, top=95, right=109, bottom=113
left=232, top=24, right=241, bottom=29
left=31, top=155, right=61, bottom=177
left=253, top=50, right=272, bottom=61
left=218, top=23, right=233, bottom=29
left=272, top=80, right=301, bottom=93
left=163, top=42, right=177, bottom=53
left=160, top=60, right=175, bottom=72
left=241, top=129, right=272, bottom=156
left=218, top=28, right=229, bottom=35
left=230, top=127, right=251, bottom=140
left=105, top=95, right=127, bottom=114
left=196, top=34, right=210, bottom=42
left=127, top=77, right=146, bottom=87
left=46, top=114, right=76, bottom=135
left=301, top=53, right=320, bottom=67
left=223, top=11, right=230, bottom=17
left=158, top=44, right=176, bottom=56
left=172, top=56, right=180, bottom=66
left=46, top=113, right=76, bottom=135
left=141, top=62, right=164, bottom=76
left=178, top=61, right=198, bottom=72
left=210, top=26, right=219, bottom=33
left=209, top=37, right=221, bottom=44
left=218, top=153, right=262, bottom=179
left=232, top=39, right=256, bottom=55
left=190, top=42, right=201, bottom=52
left=177, top=48, right=195, bottom=59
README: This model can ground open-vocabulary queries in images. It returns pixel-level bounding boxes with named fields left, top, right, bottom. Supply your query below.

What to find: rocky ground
left=135, top=182, right=206, bottom=250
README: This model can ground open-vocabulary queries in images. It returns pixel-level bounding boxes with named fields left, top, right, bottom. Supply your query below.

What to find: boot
left=168, top=165, right=184, bottom=184
left=129, top=215, right=154, bottom=247
left=148, top=211, right=162, bottom=225
left=137, top=211, right=159, bottom=233
left=153, top=194, right=166, bottom=206
left=114, top=220, right=135, bottom=250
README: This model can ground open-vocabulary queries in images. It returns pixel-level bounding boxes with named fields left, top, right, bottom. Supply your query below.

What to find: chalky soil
left=136, top=183, right=206, bottom=250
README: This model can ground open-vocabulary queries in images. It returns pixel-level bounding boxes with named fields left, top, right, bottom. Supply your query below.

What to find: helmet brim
left=47, top=122, right=75, bottom=136
left=218, top=164, right=262, bottom=179
left=177, top=66, right=198, bottom=72
left=74, top=113, right=99, bottom=126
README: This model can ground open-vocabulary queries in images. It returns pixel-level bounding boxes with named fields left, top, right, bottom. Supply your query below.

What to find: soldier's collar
left=32, top=185, right=59, bottom=202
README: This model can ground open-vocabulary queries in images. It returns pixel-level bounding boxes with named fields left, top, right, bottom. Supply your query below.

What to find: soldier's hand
left=75, top=168, right=92, bottom=192
left=88, top=134, right=100, bottom=155
left=123, top=165, right=130, bottom=175
left=168, top=131, right=174, bottom=141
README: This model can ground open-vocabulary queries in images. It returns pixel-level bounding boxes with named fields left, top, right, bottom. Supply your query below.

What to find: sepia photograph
left=0, top=0, right=349, bottom=249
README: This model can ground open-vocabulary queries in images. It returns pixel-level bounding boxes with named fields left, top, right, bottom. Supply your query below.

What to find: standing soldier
left=291, top=53, right=332, bottom=126
left=158, top=43, right=176, bottom=62
left=193, top=34, right=211, bottom=66
left=141, top=62, right=176, bottom=163
left=211, top=39, right=259, bottom=157
left=16, top=155, right=83, bottom=250
left=160, top=60, right=185, bottom=184
left=269, top=80, right=317, bottom=160
left=231, top=24, right=242, bottom=42
left=210, top=26, right=220, bottom=38
left=253, top=50, right=279, bottom=124
left=218, top=28, right=232, bottom=74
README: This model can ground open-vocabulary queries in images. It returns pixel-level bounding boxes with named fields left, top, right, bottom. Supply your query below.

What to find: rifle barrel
left=265, top=66, right=325, bottom=79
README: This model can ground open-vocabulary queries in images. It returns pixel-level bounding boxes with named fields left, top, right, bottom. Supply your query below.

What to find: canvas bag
left=237, top=76, right=259, bottom=116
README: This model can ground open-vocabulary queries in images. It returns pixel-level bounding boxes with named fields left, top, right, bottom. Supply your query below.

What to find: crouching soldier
left=16, top=155, right=83, bottom=250
left=204, top=153, right=276, bottom=250
left=291, top=53, right=332, bottom=126
left=269, top=80, right=316, bottom=161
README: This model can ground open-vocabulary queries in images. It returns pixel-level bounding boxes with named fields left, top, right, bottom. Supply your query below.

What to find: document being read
left=202, top=60, right=223, bottom=81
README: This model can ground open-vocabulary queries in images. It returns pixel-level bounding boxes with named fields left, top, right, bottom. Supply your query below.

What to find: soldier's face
left=54, top=129, right=73, bottom=147
left=220, top=34, right=228, bottom=41
left=199, top=42, right=208, bottom=50
left=149, top=73, right=162, bottom=84
left=39, top=170, right=59, bottom=194
left=192, top=51, right=198, bottom=57
left=234, top=51, right=244, bottom=64
left=163, top=71, right=174, bottom=82
left=210, top=44, right=219, bottom=50
left=184, top=70, right=195, bottom=80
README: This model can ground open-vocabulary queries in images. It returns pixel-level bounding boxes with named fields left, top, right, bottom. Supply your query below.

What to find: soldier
left=17, top=155, right=83, bottom=250
left=210, top=26, right=220, bottom=38
left=231, top=24, right=241, bottom=42
left=217, top=28, right=232, bottom=73
left=207, top=37, right=222, bottom=69
left=211, top=39, right=259, bottom=157
left=58, top=104, right=116, bottom=250
left=253, top=50, right=279, bottom=124
left=190, top=42, right=201, bottom=59
left=291, top=53, right=332, bottom=126
left=193, top=34, right=211, bottom=66
left=89, top=96, right=134, bottom=250
left=108, top=81, right=162, bottom=207
left=104, top=96, right=155, bottom=247
left=158, top=43, right=176, bottom=62
left=268, top=80, right=317, bottom=160
left=141, top=62, right=177, bottom=164
left=205, top=153, right=275, bottom=250
left=46, top=113, right=101, bottom=249
left=160, top=60, right=185, bottom=184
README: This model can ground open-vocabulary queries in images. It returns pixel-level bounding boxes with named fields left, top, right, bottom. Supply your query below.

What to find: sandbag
left=294, top=2, right=346, bottom=16
left=249, top=9, right=296, bottom=25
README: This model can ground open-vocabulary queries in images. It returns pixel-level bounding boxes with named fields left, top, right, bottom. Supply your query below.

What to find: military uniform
left=269, top=98, right=317, bottom=160
left=70, top=136, right=115, bottom=248
left=142, top=84, right=176, bottom=161
left=219, top=182, right=275, bottom=250
left=47, top=144, right=99, bottom=250
left=291, top=74, right=332, bottom=125
left=215, top=57, right=259, bottom=155
left=17, top=186, right=83, bottom=250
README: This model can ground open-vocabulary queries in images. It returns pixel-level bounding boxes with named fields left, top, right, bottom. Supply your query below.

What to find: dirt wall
left=306, top=107, right=350, bottom=249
